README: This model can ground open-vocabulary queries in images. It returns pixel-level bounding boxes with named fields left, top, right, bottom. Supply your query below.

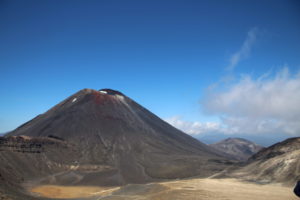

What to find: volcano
left=1, top=89, right=230, bottom=199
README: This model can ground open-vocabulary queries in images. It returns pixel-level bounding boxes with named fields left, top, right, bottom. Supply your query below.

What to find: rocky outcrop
left=0, top=135, right=69, bottom=153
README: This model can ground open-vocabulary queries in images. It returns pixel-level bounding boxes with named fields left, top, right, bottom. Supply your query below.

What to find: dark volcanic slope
left=2, top=88, right=230, bottom=196
left=209, top=138, right=264, bottom=161
left=0, top=135, right=77, bottom=199
left=228, top=137, right=300, bottom=185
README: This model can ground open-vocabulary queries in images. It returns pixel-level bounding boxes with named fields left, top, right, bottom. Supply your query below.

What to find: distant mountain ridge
left=209, top=138, right=264, bottom=161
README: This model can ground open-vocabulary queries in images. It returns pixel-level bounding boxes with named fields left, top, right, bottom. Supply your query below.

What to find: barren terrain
left=30, top=178, right=297, bottom=200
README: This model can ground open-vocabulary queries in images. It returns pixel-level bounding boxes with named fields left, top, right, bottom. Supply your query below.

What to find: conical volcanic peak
left=7, top=88, right=218, bottom=155
left=5, top=88, right=230, bottom=187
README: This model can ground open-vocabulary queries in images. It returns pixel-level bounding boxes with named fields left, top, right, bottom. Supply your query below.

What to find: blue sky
left=1, top=0, right=300, bottom=145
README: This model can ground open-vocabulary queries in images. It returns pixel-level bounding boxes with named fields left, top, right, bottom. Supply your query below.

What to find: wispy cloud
left=227, top=27, right=259, bottom=70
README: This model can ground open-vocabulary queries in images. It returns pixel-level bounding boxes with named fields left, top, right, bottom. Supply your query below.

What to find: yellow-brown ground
left=30, top=178, right=298, bottom=200
left=30, top=185, right=119, bottom=199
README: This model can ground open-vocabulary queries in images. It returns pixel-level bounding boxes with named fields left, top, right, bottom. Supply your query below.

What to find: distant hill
left=198, top=133, right=289, bottom=147
left=227, top=137, right=300, bottom=186
left=209, top=138, right=264, bottom=161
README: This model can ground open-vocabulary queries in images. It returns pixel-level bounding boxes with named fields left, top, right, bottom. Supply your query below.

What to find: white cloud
left=167, top=67, right=300, bottom=137
left=165, top=116, right=222, bottom=135
left=227, top=27, right=258, bottom=70
left=203, top=67, right=300, bottom=136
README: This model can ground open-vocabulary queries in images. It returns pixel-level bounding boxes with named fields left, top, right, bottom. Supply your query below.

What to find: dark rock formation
left=294, top=181, right=300, bottom=197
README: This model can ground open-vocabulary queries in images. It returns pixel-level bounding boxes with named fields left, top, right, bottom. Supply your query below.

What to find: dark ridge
left=47, top=135, right=64, bottom=141
left=99, top=88, right=124, bottom=96
left=249, top=137, right=300, bottom=161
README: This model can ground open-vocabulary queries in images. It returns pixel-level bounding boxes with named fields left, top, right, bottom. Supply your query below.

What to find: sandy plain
left=30, top=178, right=298, bottom=200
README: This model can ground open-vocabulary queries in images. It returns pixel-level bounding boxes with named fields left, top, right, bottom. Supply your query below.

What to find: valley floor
left=30, top=178, right=297, bottom=200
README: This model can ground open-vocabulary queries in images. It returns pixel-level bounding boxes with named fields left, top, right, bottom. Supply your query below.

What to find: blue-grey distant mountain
left=198, top=133, right=289, bottom=147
